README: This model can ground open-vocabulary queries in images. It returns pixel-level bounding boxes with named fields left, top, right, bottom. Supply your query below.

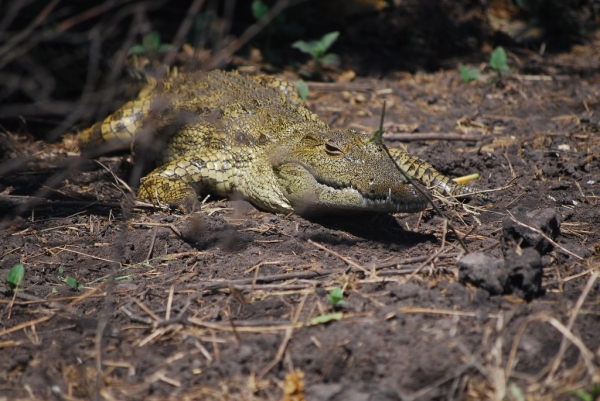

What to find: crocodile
left=79, top=69, right=482, bottom=214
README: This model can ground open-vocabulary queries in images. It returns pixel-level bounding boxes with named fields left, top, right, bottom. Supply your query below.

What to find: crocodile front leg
left=137, top=153, right=294, bottom=213
left=386, top=147, right=483, bottom=199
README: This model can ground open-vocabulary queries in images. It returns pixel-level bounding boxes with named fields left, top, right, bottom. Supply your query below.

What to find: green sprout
left=6, top=264, right=24, bottom=294
left=252, top=0, right=269, bottom=19
left=294, top=79, right=309, bottom=100
left=369, top=128, right=384, bottom=145
left=328, top=286, right=347, bottom=307
left=128, top=31, right=174, bottom=58
left=292, top=31, right=340, bottom=70
left=57, top=265, right=83, bottom=291
left=65, top=276, right=83, bottom=291
left=309, top=312, right=343, bottom=325
left=459, top=64, right=481, bottom=83
left=490, top=46, right=510, bottom=75
left=572, top=384, right=600, bottom=401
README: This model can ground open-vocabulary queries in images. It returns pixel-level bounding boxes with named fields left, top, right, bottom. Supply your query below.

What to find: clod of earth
left=457, top=252, right=506, bottom=296
left=502, top=206, right=562, bottom=254
left=78, top=70, right=483, bottom=214
left=458, top=248, right=543, bottom=300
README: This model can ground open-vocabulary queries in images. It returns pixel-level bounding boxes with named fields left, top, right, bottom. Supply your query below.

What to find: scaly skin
left=79, top=70, right=482, bottom=214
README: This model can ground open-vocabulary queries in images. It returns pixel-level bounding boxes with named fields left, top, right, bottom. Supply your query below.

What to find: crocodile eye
left=325, top=142, right=343, bottom=156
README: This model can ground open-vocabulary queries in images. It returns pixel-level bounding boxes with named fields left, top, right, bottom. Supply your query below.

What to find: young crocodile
left=79, top=70, right=481, bottom=214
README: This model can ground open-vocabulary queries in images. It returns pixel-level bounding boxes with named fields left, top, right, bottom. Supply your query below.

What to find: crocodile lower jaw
left=306, top=181, right=428, bottom=213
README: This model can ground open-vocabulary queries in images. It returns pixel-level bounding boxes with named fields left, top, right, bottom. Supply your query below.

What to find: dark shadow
left=302, top=212, right=435, bottom=248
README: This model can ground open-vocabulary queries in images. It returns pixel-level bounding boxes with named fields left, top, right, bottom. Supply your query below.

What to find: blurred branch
left=205, top=0, right=305, bottom=70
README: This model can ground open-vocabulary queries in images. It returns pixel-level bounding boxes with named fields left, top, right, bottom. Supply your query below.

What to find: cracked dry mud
left=1, top=53, right=599, bottom=399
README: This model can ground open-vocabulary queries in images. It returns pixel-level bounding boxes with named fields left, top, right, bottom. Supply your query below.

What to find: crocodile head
left=273, top=129, right=428, bottom=214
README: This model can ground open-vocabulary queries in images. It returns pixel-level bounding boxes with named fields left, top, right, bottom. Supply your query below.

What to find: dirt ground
left=1, top=21, right=600, bottom=401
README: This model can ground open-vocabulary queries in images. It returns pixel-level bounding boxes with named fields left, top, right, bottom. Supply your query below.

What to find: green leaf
left=309, top=312, right=343, bottom=325
left=572, top=391, right=593, bottom=401
left=58, top=265, right=64, bottom=278
left=142, top=261, right=154, bottom=268
left=508, top=382, right=526, bottom=401
left=66, top=276, right=83, bottom=291
left=143, top=31, right=161, bottom=52
left=490, top=46, right=510, bottom=74
left=369, top=129, right=384, bottom=145
left=157, top=44, right=174, bottom=53
left=328, top=286, right=347, bottom=307
left=294, top=79, right=309, bottom=100
left=6, top=264, right=24, bottom=290
left=115, top=274, right=134, bottom=281
left=292, top=40, right=320, bottom=57
left=51, top=287, right=58, bottom=294
left=572, top=385, right=600, bottom=401
left=318, top=31, right=339, bottom=53
left=252, top=0, right=269, bottom=20
left=459, top=64, right=481, bottom=83
left=127, top=44, right=147, bottom=56
left=320, top=53, right=340, bottom=67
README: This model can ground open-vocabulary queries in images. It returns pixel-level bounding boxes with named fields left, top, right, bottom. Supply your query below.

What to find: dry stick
left=547, top=317, right=598, bottom=380
left=256, top=293, right=308, bottom=380
left=131, top=297, right=162, bottom=322
left=146, top=227, right=158, bottom=261
left=0, top=0, right=60, bottom=60
left=204, top=0, right=304, bottom=70
left=95, top=160, right=135, bottom=196
left=573, top=180, right=593, bottom=205
left=307, top=239, right=370, bottom=274
left=545, top=270, right=599, bottom=383
left=370, top=252, right=461, bottom=269
left=383, top=133, right=482, bottom=142
left=165, top=286, right=175, bottom=321
left=189, top=254, right=464, bottom=292
left=404, top=219, right=448, bottom=284
left=505, top=314, right=543, bottom=381
left=506, top=210, right=584, bottom=261
left=405, top=364, right=471, bottom=401
left=0, top=316, right=52, bottom=338
left=258, top=327, right=294, bottom=380
left=376, top=101, right=469, bottom=253
left=162, top=0, right=206, bottom=68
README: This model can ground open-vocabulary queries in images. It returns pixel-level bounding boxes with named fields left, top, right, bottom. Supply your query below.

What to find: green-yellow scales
left=80, top=70, right=482, bottom=213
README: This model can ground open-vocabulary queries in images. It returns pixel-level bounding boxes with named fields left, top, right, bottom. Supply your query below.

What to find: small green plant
left=57, top=265, right=83, bottom=291
left=573, top=384, right=600, bottom=401
left=128, top=31, right=174, bottom=58
left=6, top=264, right=24, bottom=293
left=252, top=0, right=269, bottom=19
left=328, top=286, right=347, bottom=307
left=369, top=128, right=384, bottom=145
left=66, top=276, right=83, bottom=291
left=294, top=79, right=309, bottom=100
left=309, top=312, right=343, bottom=325
left=490, top=46, right=510, bottom=75
left=292, top=31, right=340, bottom=69
left=459, top=64, right=481, bottom=83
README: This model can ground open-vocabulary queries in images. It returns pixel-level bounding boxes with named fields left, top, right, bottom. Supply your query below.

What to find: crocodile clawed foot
left=137, top=175, right=201, bottom=214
